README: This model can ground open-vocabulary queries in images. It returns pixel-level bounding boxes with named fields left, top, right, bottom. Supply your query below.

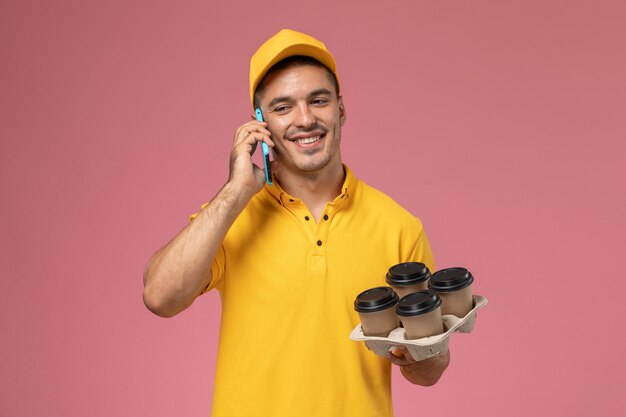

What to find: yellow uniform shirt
left=191, top=166, right=434, bottom=417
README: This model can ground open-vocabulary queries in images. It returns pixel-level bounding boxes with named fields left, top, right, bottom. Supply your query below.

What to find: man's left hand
left=385, top=346, right=450, bottom=386
left=385, top=345, right=417, bottom=366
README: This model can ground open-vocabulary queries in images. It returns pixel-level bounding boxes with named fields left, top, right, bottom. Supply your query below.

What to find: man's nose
left=293, top=103, right=315, bottom=128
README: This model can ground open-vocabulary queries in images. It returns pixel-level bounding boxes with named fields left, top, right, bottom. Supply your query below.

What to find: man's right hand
left=228, top=119, right=274, bottom=200
left=143, top=119, right=275, bottom=318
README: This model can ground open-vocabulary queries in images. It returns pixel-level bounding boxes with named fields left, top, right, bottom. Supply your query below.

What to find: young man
left=143, top=29, right=449, bottom=417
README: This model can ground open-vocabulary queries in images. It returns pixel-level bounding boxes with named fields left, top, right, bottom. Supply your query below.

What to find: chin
left=294, top=157, right=333, bottom=173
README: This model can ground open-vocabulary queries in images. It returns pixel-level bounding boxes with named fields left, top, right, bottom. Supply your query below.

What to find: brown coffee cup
left=354, top=287, right=400, bottom=337
left=429, top=267, right=474, bottom=317
left=385, top=262, right=431, bottom=298
left=396, top=290, right=444, bottom=339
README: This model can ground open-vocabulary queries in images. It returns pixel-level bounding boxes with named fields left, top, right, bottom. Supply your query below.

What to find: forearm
left=143, top=182, right=249, bottom=317
left=400, top=351, right=450, bottom=386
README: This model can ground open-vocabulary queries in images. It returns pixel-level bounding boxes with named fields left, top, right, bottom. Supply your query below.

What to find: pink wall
left=1, top=1, right=625, bottom=416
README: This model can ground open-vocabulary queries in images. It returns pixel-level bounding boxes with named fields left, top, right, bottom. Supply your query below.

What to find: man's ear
left=338, top=96, right=347, bottom=126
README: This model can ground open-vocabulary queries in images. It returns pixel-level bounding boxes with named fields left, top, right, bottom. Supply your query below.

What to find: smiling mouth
left=294, top=135, right=323, bottom=145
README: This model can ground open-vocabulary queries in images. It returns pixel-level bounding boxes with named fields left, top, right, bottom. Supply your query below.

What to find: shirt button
left=316, top=240, right=322, bottom=246
left=305, top=216, right=310, bottom=221
left=323, top=214, right=329, bottom=221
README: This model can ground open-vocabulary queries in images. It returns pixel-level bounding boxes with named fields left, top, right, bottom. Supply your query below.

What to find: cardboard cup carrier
left=351, top=267, right=487, bottom=362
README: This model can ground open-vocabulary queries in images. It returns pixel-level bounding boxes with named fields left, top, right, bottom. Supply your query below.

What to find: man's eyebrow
left=267, top=95, right=291, bottom=108
left=309, top=88, right=333, bottom=97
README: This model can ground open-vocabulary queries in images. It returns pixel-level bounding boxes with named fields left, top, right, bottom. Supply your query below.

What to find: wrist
left=220, top=181, right=256, bottom=212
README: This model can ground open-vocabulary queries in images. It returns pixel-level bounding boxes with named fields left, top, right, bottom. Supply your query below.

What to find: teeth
left=295, top=135, right=320, bottom=144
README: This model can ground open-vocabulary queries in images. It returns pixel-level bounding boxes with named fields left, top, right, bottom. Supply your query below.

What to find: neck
left=275, top=159, right=345, bottom=221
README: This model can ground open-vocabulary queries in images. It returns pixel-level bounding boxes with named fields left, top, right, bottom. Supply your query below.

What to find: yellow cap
left=249, top=29, right=339, bottom=105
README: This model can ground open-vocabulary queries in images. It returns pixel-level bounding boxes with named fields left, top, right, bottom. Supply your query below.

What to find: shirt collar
left=263, top=164, right=357, bottom=208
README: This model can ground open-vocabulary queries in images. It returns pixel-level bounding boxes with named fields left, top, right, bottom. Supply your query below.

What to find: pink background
left=1, top=1, right=625, bottom=416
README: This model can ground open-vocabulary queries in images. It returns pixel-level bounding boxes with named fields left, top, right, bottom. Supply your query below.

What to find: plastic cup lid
left=354, top=287, right=399, bottom=313
left=385, top=262, right=431, bottom=286
left=396, top=290, right=442, bottom=317
left=429, top=267, right=474, bottom=292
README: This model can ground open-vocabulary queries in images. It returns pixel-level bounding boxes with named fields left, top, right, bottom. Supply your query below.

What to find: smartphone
left=255, top=108, right=273, bottom=185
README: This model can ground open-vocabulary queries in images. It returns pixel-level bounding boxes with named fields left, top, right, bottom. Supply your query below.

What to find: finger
left=247, top=132, right=273, bottom=150
left=234, top=121, right=270, bottom=143
left=234, top=131, right=272, bottom=155
left=232, top=139, right=257, bottom=160
left=393, top=346, right=414, bottom=361
left=385, top=346, right=416, bottom=366
left=236, top=120, right=272, bottom=137
left=384, top=352, right=412, bottom=366
left=239, top=119, right=267, bottom=130
left=231, top=137, right=274, bottom=171
left=234, top=128, right=273, bottom=149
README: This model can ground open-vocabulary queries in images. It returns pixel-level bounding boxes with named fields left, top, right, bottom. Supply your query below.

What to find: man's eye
left=312, top=98, right=328, bottom=105
left=274, top=105, right=290, bottom=113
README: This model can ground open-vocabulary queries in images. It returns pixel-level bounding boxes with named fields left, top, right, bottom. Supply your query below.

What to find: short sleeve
left=199, top=244, right=225, bottom=294
left=408, top=218, right=435, bottom=272
left=189, top=202, right=226, bottom=295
